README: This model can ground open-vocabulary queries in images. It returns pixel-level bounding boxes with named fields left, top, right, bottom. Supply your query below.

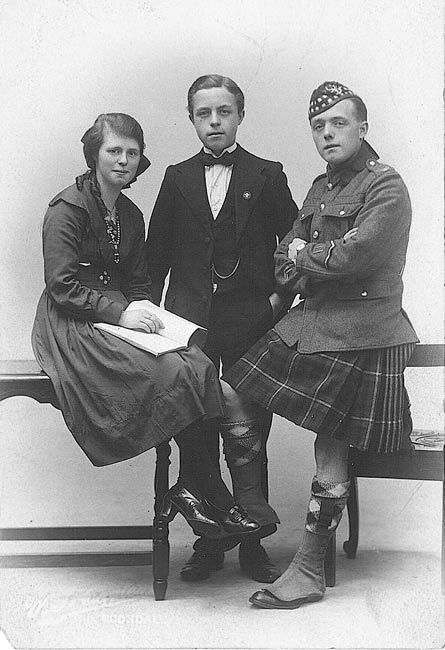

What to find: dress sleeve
left=121, top=209, right=153, bottom=302
left=43, top=204, right=124, bottom=323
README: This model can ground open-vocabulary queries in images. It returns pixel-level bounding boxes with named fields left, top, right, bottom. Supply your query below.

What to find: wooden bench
left=2, top=346, right=443, bottom=598
left=324, top=343, right=444, bottom=588
left=0, top=360, right=172, bottom=600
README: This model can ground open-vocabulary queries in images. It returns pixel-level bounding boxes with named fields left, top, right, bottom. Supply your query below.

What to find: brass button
left=327, top=183, right=333, bottom=190
left=320, top=203, right=325, bottom=210
left=313, top=230, right=319, bottom=240
left=369, top=160, right=376, bottom=166
left=361, top=290, right=368, bottom=297
left=339, top=210, right=345, bottom=216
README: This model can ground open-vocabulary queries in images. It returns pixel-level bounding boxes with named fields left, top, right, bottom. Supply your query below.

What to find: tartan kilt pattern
left=223, top=329, right=416, bottom=453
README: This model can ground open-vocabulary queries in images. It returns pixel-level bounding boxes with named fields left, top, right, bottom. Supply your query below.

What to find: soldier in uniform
left=145, top=75, right=298, bottom=583
left=224, top=81, right=418, bottom=609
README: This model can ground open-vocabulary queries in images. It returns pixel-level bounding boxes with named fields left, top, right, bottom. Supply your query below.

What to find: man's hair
left=187, top=74, right=245, bottom=117
left=81, top=113, right=145, bottom=171
left=349, top=97, right=367, bottom=122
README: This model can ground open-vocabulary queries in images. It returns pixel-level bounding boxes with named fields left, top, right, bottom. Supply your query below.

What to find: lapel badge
left=242, top=191, right=251, bottom=200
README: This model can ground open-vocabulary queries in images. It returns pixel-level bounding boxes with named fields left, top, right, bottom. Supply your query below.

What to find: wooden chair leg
left=343, top=476, right=359, bottom=559
left=152, top=442, right=172, bottom=600
left=324, top=531, right=336, bottom=587
left=152, top=514, right=170, bottom=601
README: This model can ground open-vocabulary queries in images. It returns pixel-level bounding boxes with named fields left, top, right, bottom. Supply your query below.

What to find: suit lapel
left=174, top=154, right=213, bottom=226
left=234, top=146, right=267, bottom=242
left=172, top=147, right=268, bottom=240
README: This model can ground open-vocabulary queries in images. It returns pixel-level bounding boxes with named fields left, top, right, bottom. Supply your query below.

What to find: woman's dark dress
left=32, top=175, right=225, bottom=466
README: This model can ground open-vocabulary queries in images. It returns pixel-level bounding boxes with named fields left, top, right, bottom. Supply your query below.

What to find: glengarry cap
left=308, top=81, right=360, bottom=120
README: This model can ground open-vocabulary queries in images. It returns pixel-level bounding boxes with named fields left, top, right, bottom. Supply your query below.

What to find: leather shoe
left=221, top=506, right=261, bottom=535
left=180, top=550, right=224, bottom=582
left=249, top=589, right=323, bottom=609
left=239, top=543, right=281, bottom=583
left=209, top=504, right=260, bottom=536
left=161, top=484, right=222, bottom=538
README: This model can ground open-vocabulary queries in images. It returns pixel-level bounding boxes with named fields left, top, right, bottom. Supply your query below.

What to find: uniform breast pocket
left=297, top=206, right=315, bottom=239
left=323, top=201, right=364, bottom=237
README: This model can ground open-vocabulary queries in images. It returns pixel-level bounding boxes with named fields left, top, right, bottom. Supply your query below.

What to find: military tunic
left=224, top=142, right=418, bottom=452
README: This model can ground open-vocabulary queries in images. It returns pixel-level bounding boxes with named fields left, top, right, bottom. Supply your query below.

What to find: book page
left=93, top=322, right=186, bottom=357
left=125, top=300, right=206, bottom=347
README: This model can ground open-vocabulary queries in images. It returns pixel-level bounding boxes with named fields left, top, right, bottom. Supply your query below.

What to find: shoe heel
left=160, top=496, right=178, bottom=523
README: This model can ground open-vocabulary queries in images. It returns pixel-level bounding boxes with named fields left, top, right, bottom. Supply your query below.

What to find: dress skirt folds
left=32, top=291, right=225, bottom=466
left=223, top=329, right=415, bottom=453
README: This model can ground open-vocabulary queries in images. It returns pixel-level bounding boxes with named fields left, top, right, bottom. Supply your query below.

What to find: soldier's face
left=310, top=99, right=368, bottom=168
left=190, top=87, right=244, bottom=155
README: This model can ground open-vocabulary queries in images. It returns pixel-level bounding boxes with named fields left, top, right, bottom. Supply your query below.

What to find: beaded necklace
left=103, top=205, right=121, bottom=264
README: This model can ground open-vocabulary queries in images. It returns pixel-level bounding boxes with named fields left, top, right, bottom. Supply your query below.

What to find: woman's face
left=95, top=129, right=141, bottom=191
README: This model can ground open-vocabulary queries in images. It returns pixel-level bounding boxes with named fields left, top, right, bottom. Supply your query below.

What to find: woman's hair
left=81, top=113, right=146, bottom=171
left=187, top=74, right=245, bottom=118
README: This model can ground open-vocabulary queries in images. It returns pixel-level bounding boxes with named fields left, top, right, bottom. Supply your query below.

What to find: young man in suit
left=223, top=81, right=418, bottom=608
left=145, top=74, right=298, bottom=583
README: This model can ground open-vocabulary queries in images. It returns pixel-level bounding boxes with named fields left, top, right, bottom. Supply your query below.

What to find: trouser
left=174, top=424, right=234, bottom=510
left=179, top=292, right=277, bottom=550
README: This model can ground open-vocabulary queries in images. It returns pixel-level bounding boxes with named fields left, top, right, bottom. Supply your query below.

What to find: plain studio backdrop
left=0, top=0, right=443, bottom=646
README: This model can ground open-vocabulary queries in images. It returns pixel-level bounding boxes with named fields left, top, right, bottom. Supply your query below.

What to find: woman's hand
left=118, top=306, right=164, bottom=333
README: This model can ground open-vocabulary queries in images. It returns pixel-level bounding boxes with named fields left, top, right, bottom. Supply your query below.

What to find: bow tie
left=201, top=151, right=237, bottom=167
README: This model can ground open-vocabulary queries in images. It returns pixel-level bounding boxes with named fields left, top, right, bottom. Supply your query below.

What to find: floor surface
left=0, top=477, right=443, bottom=650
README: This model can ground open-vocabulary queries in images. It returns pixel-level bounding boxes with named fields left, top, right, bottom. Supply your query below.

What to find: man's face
left=310, top=99, right=368, bottom=168
left=190, top=87, right=244, bottom=155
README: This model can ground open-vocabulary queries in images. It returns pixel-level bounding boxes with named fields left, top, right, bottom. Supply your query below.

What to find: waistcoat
left=210, top=173, right=248, bottom=295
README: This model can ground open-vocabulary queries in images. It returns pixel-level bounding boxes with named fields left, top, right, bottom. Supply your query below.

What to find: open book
left=94, top=300, right=207, bottom=357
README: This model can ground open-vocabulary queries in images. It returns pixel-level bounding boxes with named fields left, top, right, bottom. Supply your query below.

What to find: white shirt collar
left=203, top=142, right=238, bottom=158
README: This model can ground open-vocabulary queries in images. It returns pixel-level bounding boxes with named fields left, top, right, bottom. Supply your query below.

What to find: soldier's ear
left=359, top=121, right=368, bottom=139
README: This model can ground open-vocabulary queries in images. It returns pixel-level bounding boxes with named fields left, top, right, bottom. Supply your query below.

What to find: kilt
left=222, top=329, right=416, bottom=453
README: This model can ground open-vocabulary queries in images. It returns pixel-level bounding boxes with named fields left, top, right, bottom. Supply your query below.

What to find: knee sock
left=268, top=477, right=350, bottom=602
left=220, top=418, right=279, bottom=525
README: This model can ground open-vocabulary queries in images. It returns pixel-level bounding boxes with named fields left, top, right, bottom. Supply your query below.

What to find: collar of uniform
left=203, top=142, right=238, bottom=157
left=327, top=140, right=380, bottom=188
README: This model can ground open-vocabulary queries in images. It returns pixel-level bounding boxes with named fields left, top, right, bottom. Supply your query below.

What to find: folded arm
left=275, top=171, right=411, bottom=295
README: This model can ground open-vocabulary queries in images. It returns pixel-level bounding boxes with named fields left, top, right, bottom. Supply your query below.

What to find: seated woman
left=31, top=112, right=259, bottom=539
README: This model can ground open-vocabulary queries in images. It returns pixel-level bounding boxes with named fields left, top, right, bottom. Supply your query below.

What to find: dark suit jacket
left=145, top=145, right=298, bottom=330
